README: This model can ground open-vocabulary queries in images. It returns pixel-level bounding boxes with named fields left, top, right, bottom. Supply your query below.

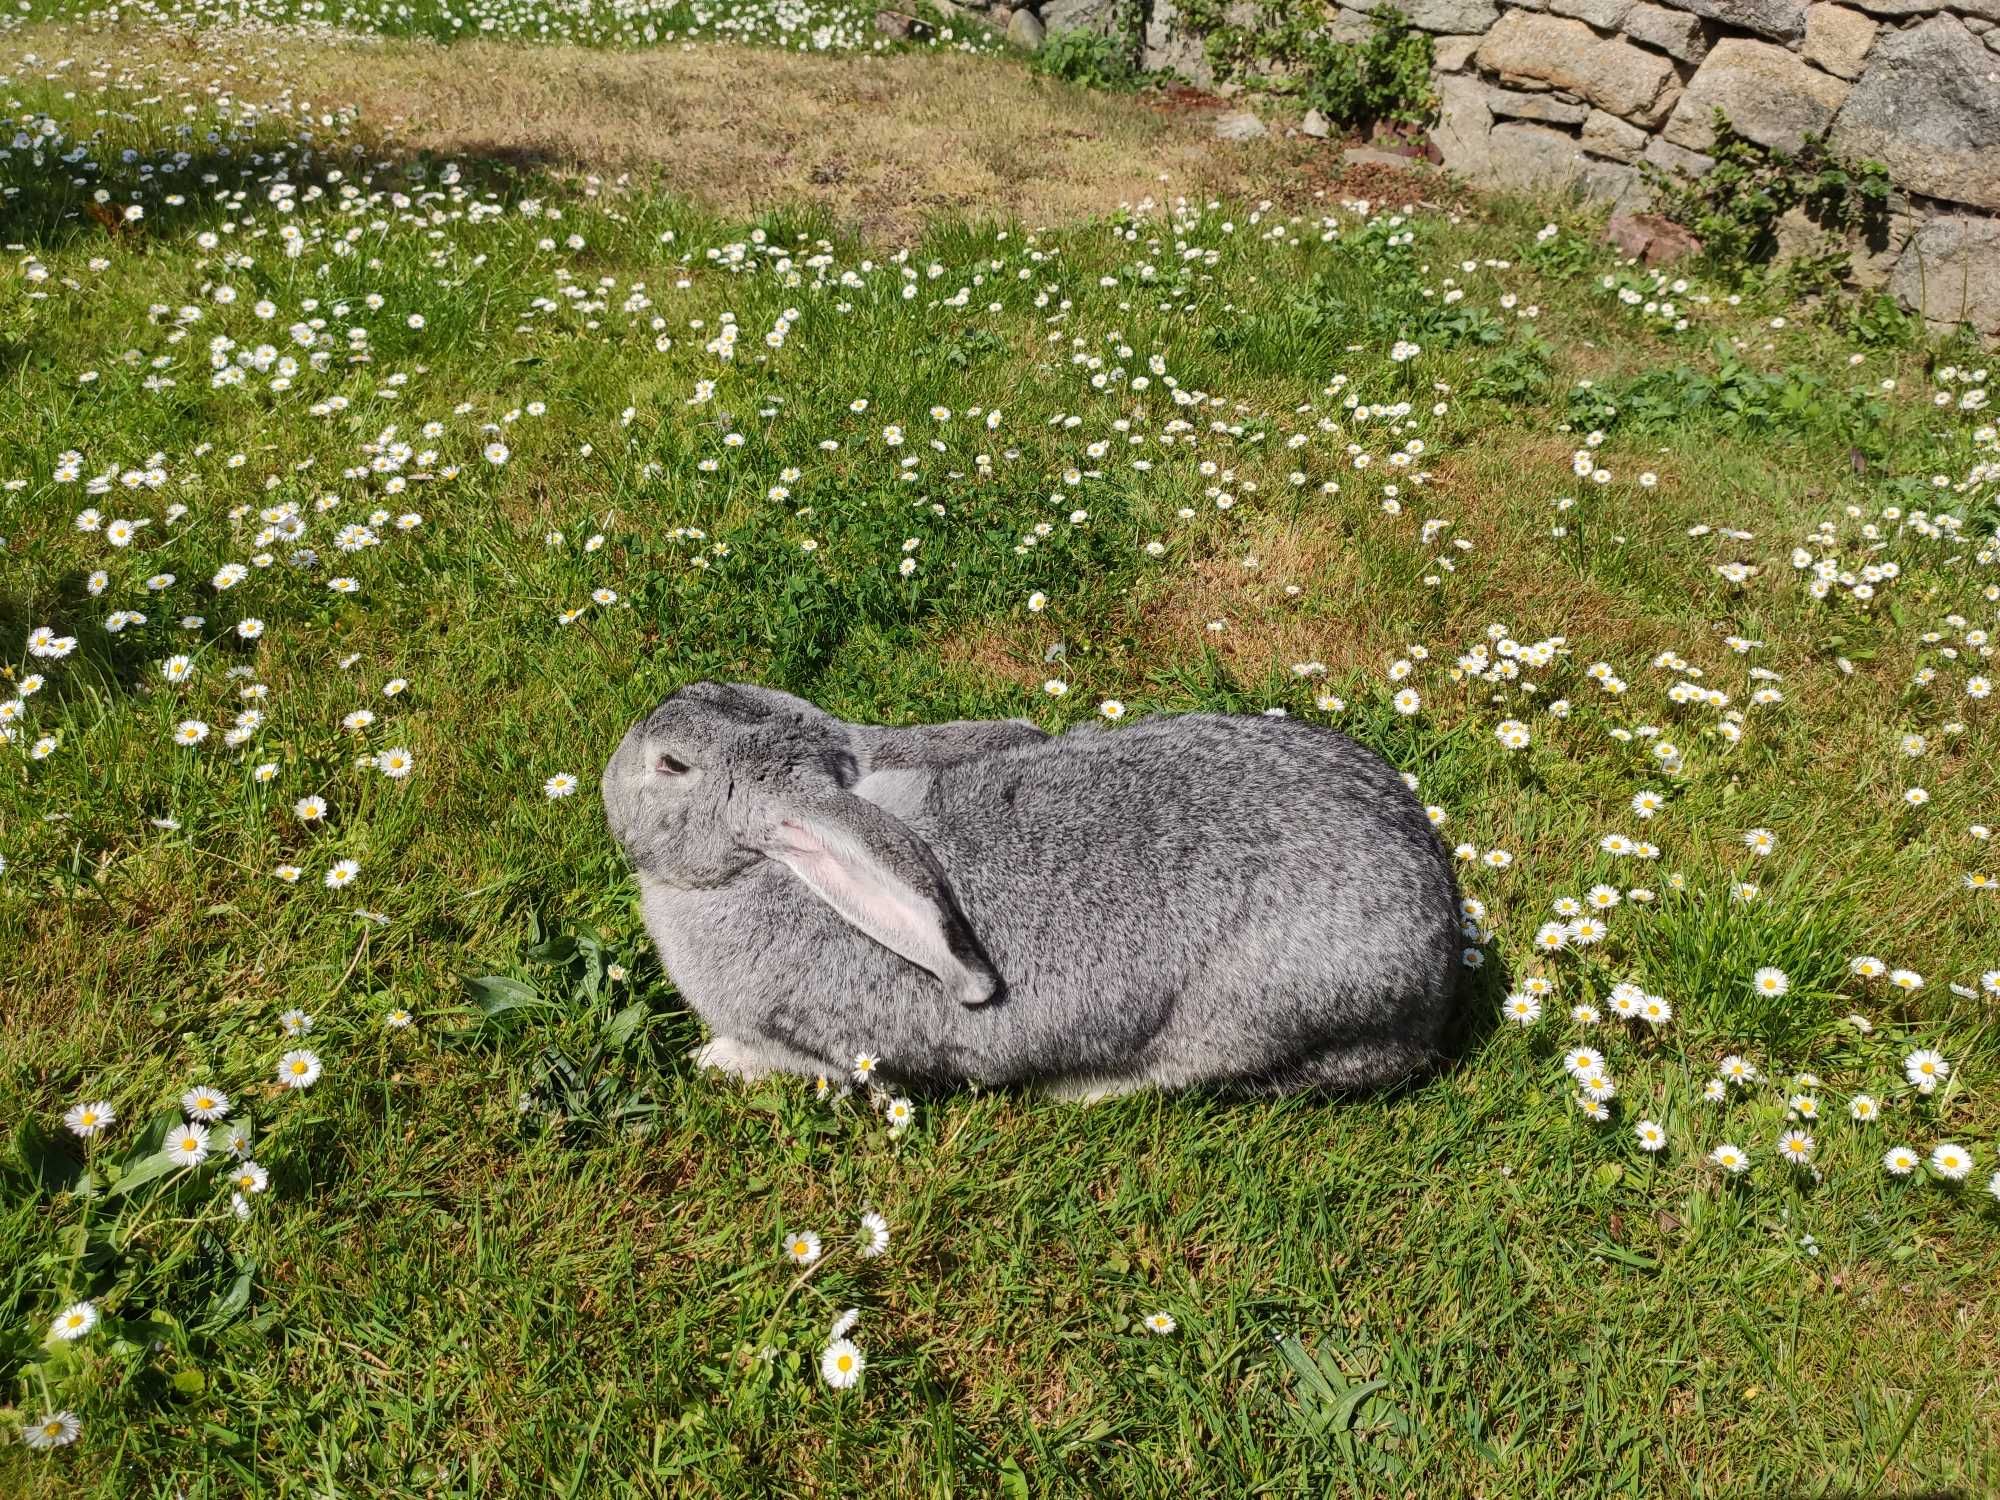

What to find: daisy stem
left=111, top=1163, right=197, bottom=1252
left=749, top=1252, right=837, bottom=1357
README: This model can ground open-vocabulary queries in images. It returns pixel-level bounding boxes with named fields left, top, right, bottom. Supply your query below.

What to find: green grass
left=3, top=0, right=1002, bottom=52
left=4, top=23, right=2000, bottom=1498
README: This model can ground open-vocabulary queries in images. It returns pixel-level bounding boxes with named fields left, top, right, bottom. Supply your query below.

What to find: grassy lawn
left=3, top=9, right=1998, bottom=1496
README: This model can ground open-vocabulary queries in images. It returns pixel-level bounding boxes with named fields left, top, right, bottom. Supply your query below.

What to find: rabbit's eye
left=655, top=753, right=690, bottom=776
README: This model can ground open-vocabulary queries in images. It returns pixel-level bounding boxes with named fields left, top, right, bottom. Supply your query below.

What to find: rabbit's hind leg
left=1273, top=1034, right=1437, bottom=1095
left=1039, top=1071, right=1155, bottom=1104
left=689, top=1035, right=826, bottom=1083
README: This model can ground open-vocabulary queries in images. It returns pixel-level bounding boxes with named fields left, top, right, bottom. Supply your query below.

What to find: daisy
left=1902, top=1048, right=1948, bottom=1093
left=544, top=773, right=579, bottom=799
left=1929, top=1142, right=1973, bottom=1181
left=174, top=719, right=211, bottom=746
left=181, top=1086, right=230, bottom=1121
left=1776, top=1130, right=1815, bottom=1166
left=830, top=1307, right=860, bottom=1340
left=22, top=1411, right=81, bottom=1450
left=1888, top=968, right=1923, bottom=992
left=1752, top=967, right=1789, bottom=998
left=324, top=859, right=360, bottom=889
left=1883, top=1145, right=1919, bottom=1176
left=1634, top=1120, right=1666, bottom=1153
left=859, top=1210, right=890, bottom=1258
left=1392, top=688, right=1421, bottom=715
left=884, top=1097, right=916, bottom=1132
left=1703, top=1078, right=1727, bottom=1103
left=49, top=1301, right=98, bottom=1341
left=1849, top=1094, right=1879, bottom=1122
left=1709, top=1143, right=1749, bottom=1174
left=64, top=1100, right=115, bottom=1137
left=1502, top=992, right=1542, bottom=1026
left=819, top=1339, right=864, bottom=1388
left=1144, top=1311, right=1178, bottom=1334
left=278, top=1049, right=323, bottom=1089
left=230, top=1161, right=269, bottom=1194
left=1562, top=1046, right=1604, bottom=1080
left=1849, top=955, right=1886, bottom=979
left=166, top=1122, right=211, bottom=1166
left=784, top=1229, right=822, bottom=1266
left=853, top=1053, right=880, bottom=1083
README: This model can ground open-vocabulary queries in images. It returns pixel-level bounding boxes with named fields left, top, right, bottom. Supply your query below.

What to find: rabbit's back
left=907, top=714, right=1459, bottom=1087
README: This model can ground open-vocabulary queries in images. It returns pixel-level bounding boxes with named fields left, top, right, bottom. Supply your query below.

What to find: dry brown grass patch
left=1129, top=515, right=1389, bottom=681
left=10, top=23, right=1329, bottom=240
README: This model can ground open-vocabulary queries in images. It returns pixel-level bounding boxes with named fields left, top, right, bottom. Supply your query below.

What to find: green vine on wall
left=1032, top=0, right=1147, bottom=89
left=1641, top=112, right=1893, bottom=271
left=1176, top=1, right=1437, bottom=128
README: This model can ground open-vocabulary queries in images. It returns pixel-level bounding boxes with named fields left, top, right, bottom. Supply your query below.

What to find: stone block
left=1830, top=14, right=2000, bottom=212
left=1849, top=0, right=2000, bottom=17
left=1801, top=3, right=1876, bottom=78
left=1890, top=213, right=2000, bottom=337
left=1141, top=0, right=1213, bottom=84
left=1475, top=10, right=1685, bottom=125
left=1488, top=84, right=1592, bottom=123
left=1431, top=71, right=1498, bottom=178
left=1773, top=203, right=1918, bottom=287
left=1550, top=0, right=1630, bottom=26
left=1582, top=107, right=1651, bottom=158
left=1336, top=0, right=1501, bottom=31
left=1041, top=0, right=1123, bottom=31
left=1619, top=1, right=1709, bottom=63
left=1433, top=32, right=1486, bottom=70
left=1646, top=0, right=1803, bottom=42
left=1642, top=134, right=1716, bottom=177
left=1662, top=37, right=1849, bottom=154
left=1486, top=119, right=1593, bottom=189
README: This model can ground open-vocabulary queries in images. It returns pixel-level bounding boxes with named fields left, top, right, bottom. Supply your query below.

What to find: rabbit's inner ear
left=761, top=804, right=999, bottom=1007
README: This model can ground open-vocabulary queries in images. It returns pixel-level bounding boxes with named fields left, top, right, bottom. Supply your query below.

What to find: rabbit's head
left=603, top=681, right=1000, bottom=1006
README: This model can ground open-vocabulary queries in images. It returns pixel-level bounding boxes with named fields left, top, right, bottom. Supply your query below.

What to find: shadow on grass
left=3, top=137, right=562, bottom=256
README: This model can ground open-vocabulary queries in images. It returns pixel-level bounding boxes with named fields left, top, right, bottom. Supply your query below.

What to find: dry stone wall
left=968, top=0, right=2000, bottom=337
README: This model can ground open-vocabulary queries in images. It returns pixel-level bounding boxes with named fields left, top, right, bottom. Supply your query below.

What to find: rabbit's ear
left=754, top=795, right=1000, bottom=1007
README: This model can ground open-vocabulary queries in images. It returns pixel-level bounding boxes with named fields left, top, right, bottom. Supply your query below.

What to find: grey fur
left=602, top=681, right=1462, bottom=1098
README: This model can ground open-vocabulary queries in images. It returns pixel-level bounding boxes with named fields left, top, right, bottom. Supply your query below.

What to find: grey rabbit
left=601, top=681, right=1463, bottom=1099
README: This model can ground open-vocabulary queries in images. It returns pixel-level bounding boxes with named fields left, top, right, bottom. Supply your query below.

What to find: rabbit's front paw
left=690, top=1036, right=778, bottom=1080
